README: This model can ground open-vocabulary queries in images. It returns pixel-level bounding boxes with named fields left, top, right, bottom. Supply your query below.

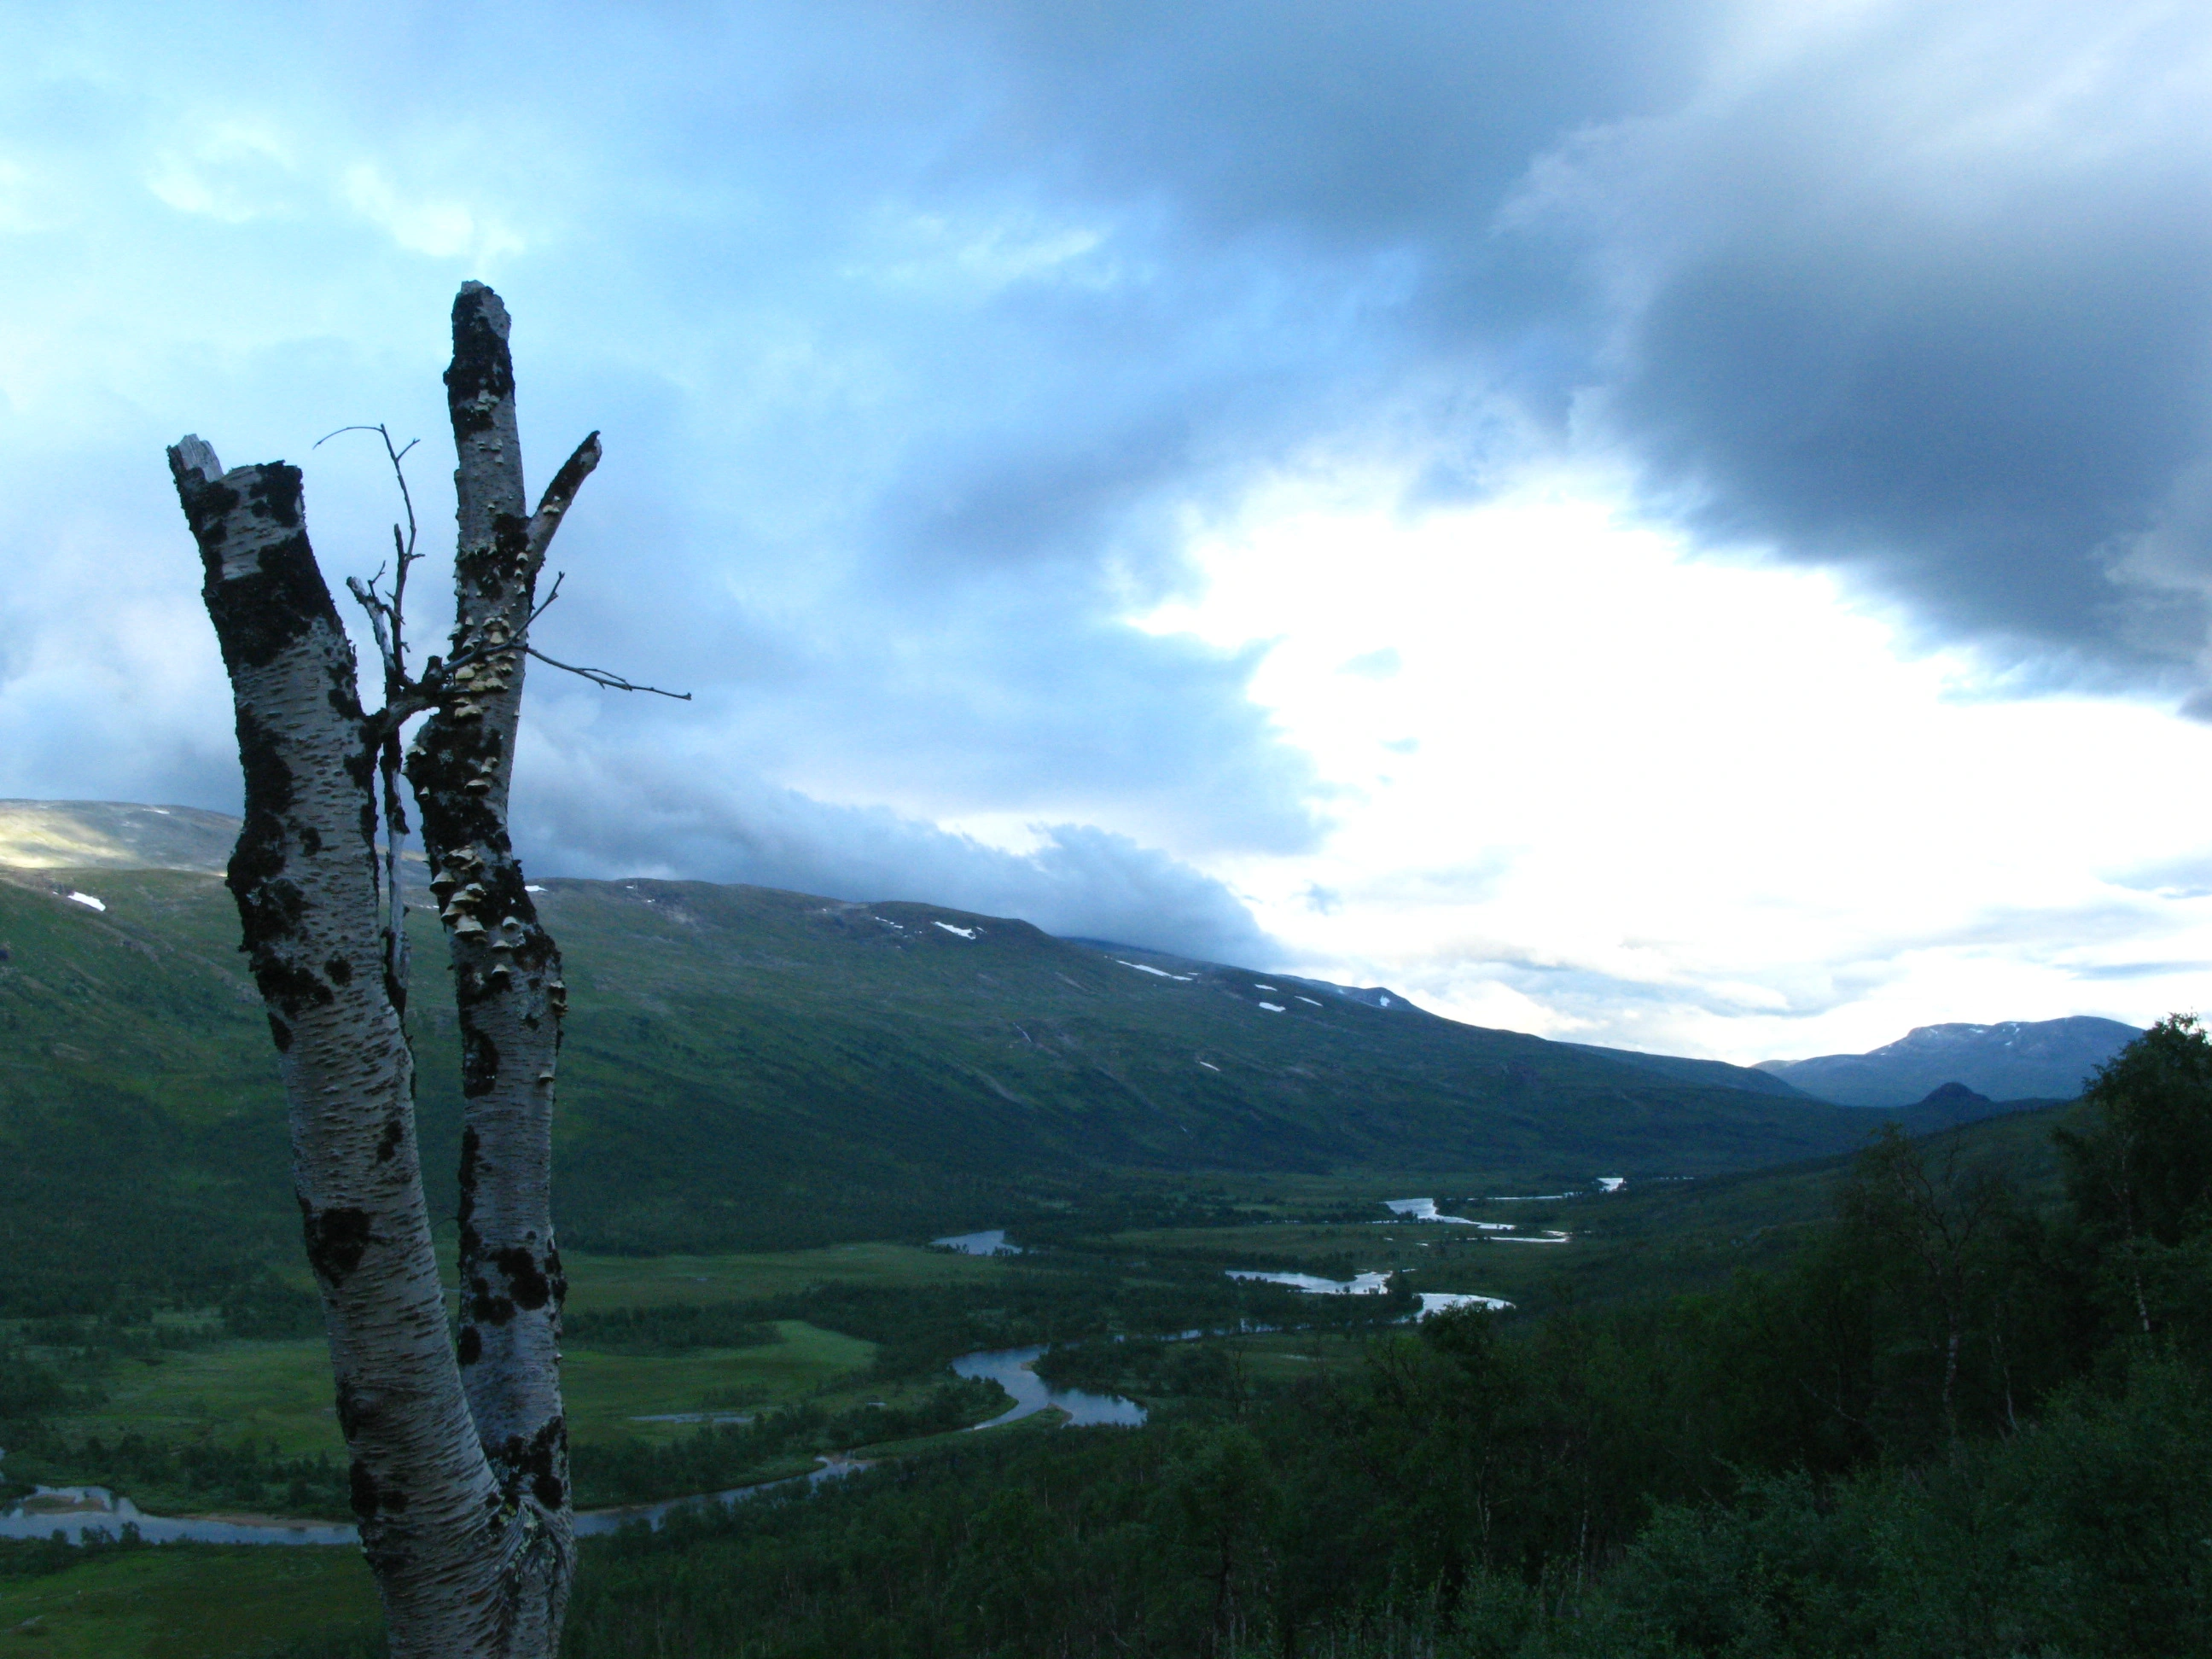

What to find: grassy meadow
left=0, top=1543, right=376, bottom=1659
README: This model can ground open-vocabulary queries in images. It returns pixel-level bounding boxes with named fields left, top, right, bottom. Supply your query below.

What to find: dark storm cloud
left=1514, top=3, right=2212, bottom=680
left=999, top=0, right=2212, bottom=688
left=739, top=0, right=2212, bottom=695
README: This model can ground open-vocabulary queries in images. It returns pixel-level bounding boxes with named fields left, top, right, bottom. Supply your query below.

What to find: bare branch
left=526, top=431, right=602, bottom=562
left=324, top=426, right=429, bottom=1022
left=346, top=573, right=400, bottom=677
left=319, top=423, right=422, bottom=689
left=526, top=645, right=692, bottom=700
left=525, top=570, right=566, bottom=631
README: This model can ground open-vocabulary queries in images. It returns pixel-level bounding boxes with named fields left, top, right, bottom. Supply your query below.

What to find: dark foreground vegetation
left=552, top=1016, right=2212, bottom=1658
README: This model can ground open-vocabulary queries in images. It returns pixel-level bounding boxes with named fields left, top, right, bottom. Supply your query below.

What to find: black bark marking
left=470, top=1282, right=517, bottom=1326
left=231, top=711, right=296, bottom=818
left=300, top=825, right=323, bottom=856
left=300, top=1202, right=374, bottom=1286
left=461, top=1025, right=500, bottom=1097
left=445, top=285, right=515, bottom=441
left=457, top=1325, right=482, bottom=1365
left=181, top=465, right=338, bottom=672
left=521, top=1415, right=567, bottom=1510
left=456, top=1125, right=480, bottom=1249
left=492, top=1246, right=552, bottom=1312
left=227, top=713, right=294, bottom=924
left=266, top=1012, right=293, bottom=1053
left=251, top=956, right=332, bottom=1022
left=347, top=1458, right=410, bottom=1517
left=333, top=1379, right=364, bottom=1439
left=403, top=736, right=517, bottom=870
left=325, top=953, right=353, bottom=985
left=374, top=1114, right=404, bottom=1162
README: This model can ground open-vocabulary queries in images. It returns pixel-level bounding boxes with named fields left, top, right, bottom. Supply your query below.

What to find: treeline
left=556, top=1016, right=2212, bottom=1657
left=27, top=1433, right=348, bottom=1520
left=560, top=1305, right=779, bottom=1355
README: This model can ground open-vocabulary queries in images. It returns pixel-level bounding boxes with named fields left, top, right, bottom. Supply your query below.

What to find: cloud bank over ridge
left=513, top=747, right=1273, bottom=965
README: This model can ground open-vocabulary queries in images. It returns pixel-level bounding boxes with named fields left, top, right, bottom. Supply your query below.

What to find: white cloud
left=341, top=164, right=524, bottom=265
left=145, top=121, right=300, bottom=224
left=1142, top=463, right=2212, bottom=1060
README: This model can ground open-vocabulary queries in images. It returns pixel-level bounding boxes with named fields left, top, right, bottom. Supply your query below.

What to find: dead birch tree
left=168, top=282, right=625, bottom=1657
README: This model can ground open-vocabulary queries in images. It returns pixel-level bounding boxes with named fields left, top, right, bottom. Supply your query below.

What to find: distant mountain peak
left=1915, top=1080, right=1991, bottom=1107
left=1758, top=1016, right=2139, bottom=1108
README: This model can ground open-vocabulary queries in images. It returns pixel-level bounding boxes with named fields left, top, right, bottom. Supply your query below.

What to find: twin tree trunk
left=170, top=284, right=590, bottom=1657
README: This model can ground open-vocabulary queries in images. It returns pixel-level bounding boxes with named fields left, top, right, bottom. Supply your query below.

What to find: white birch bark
left=404, top=282, right=599, bottom=1648
left=169, top=443, right=524, bottom=1656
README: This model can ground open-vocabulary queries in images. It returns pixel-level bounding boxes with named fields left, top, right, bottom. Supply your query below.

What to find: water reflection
left=0, top=1460, right=874, bottom=1547
left=952, top=1346, right=1147, bottom=1429
left=1417, top=1292, right=1513, bottom=1314
left=0, top=1487, right=355, bottom=1546
left=931, top=1229, right=1022, bottom=1255
left=1225, top=1269, right=1395, bottom=1295
left=571, top=1458, right=864, bottom=1537
left=1225, top=1271, right=1513, bottom=1315
left=1382, top=1199, right=1513, bottom=1231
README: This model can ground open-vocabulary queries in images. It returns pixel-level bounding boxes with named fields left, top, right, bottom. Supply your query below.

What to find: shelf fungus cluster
left=430, top=855, right=492, bottom=936
left=445, top=627, right=518, bottom=725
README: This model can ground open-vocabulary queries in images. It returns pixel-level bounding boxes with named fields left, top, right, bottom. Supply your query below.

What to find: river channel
left=951, top=1346, right=1148, bottom=1429
left=0, top=1342, right=1148, bottom=1546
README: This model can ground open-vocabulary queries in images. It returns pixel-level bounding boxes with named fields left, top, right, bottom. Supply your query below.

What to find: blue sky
left=3, top=1, right=2210, bottom=1061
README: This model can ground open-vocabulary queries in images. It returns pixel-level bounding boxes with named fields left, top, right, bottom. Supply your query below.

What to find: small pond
left=1227, top=1269, right=1396, bottom=1295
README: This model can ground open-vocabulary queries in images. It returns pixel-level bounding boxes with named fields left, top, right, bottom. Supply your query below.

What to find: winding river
left=0, top=1343, right=1147, bottom=1546
left=951, top=1346, right=1147, bottom=1429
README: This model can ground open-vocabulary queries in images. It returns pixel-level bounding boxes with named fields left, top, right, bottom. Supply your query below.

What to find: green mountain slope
left=4, top=847, right=1916, bottom=1287
left=511, top=876, right=1906, bottom=1243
